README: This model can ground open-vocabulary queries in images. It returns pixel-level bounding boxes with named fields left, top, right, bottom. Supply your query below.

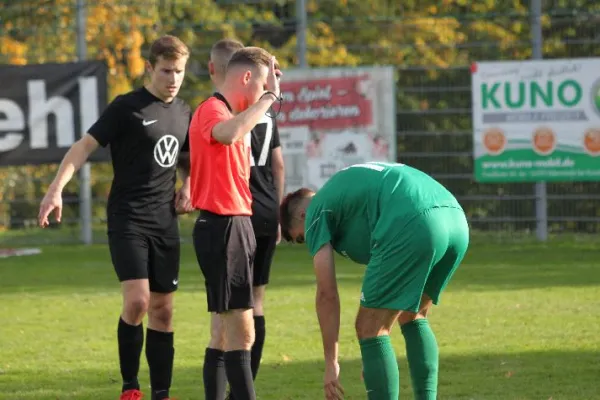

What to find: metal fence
left=1, top=0, right=599, bottom=246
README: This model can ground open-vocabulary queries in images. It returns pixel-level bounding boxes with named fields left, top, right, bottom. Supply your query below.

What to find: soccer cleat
left=120, top=389, right=144, bottom=400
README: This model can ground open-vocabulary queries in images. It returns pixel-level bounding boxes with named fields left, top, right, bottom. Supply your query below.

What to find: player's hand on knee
left=323, top=361, right=344, bottom=400
left=38, top=190, right=63, bottom=227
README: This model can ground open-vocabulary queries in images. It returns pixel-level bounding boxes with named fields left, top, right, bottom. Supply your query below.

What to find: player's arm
left=175, top=154, right=193, bottom=214
left=212, top=95, right=277, bottom=145
left=39, top=96, right=122, bottom=227
left=177, top=152, right=190, bottom=180
left=272, top=147, right=284, bottom=203
left=175, top=113, right=193, bottom=213
left=271, top=121, right=285, bottom=204
left=178, top=115, right=191, bottom=181
left=313, top=243, right=340, bottom=366
left=38, top=134, right=99, bottom=227
left=49, top=134, right=99, bottom=192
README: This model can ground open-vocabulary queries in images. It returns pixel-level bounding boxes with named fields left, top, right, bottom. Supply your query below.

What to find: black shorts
left=253, top=234, right=277, bottom=286
left=192, top=210, right=256, bottom=314
left=108, top=230, right=180, bottom=293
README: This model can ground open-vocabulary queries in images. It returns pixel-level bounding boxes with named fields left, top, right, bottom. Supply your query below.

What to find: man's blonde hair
left=148, top=35, right=190, bottom=66
left=226, top=46, right=278, bottom=73
left=210, top=38, right=245, bottom=77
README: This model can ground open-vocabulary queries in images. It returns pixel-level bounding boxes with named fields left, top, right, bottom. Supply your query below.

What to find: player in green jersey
left=280, top=162, right=470, bottom=400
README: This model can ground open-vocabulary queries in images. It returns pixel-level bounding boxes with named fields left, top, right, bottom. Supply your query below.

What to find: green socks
left=358, top=319, right=439, bottom=399
left=401, top=319, right=439, bottom=400
left=359, top=335, right=399, bottom=399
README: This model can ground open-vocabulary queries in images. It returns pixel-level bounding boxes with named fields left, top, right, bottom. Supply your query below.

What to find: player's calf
left=203, top=313, right=228, bottom=400
left=222, top=309, right=256, bottom=400
left=250, top=285, right=267, bottom=381
left=355, top=307, right=400, bottom=400
left=118, top=279, right=150, bottom=394
left=146, top=292, right=176, bottom=400
left=398, top=294, right=438, bottom=400
left=228, top=286, right=268, bottom=400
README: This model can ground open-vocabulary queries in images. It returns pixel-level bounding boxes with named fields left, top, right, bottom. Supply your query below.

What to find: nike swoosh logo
left=143, top=119, right=157, bottom=126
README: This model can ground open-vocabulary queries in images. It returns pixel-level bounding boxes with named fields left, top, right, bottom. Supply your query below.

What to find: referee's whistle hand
left=38, top=190, right=63, bottom=228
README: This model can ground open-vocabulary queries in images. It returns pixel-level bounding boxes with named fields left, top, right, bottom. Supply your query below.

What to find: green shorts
left=360, top=206, right=469, bottom=312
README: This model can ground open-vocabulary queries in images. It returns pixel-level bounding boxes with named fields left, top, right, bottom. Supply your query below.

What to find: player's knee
left=223, top=310, right=255, bottom=351
left=236, top=324, right=255, bottom=349
left=355, top=308, right=397, bottom=340
left=123, top=295, right=150, bottom=323
left=398, top=311, right=422, bottom=325
left=209, top=315, right=226, bottom=350
left=148, top=301, right=173, bottom=329
left=398, top=293, right=433, bottom=325
left=355, top=318, right=390, bottom=339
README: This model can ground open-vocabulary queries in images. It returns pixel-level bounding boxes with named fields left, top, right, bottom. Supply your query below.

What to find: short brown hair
left=148, top=35, right=190, bottom=66
left=279, top=188, right=314, bottom=242
left=226, top=46, right=278, bottom=72
left=210, top=38, right=244, bottom=76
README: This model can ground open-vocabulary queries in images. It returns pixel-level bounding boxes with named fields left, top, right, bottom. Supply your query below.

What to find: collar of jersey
left=142, top=87, right=173, bottom=108
left=213, top=92, right=233, bottom=112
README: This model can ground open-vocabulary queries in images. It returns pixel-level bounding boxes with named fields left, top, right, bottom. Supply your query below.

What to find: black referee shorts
left=193, top=210, right=257, bottom=314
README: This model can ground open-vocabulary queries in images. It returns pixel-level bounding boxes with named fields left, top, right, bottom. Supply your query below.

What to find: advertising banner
left=472, top=58, right=600, bottom=182
left=0, top=61, right=108, bottom=166
left=277, top=66, right=397, bottom=192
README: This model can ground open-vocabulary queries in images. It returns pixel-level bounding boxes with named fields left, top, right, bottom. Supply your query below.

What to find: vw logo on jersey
left=154, top=134, right=179, bottom=168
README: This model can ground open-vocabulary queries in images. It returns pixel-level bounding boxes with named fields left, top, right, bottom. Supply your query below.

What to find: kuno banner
left=471, top=58, right=600, bottom=183
left=276, top=66, right=397, bottom=192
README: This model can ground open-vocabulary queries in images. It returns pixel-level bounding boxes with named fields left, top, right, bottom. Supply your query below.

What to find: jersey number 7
left=246, top=115, right=273, bottom=167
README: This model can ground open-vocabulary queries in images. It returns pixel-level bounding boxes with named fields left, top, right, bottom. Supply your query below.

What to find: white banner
left=277, top=66, right=396, bottom=192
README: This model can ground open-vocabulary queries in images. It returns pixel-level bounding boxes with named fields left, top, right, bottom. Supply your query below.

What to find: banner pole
left=531, top=0, right=548, bottom=241
left=76, top=0, right=93, bottom=245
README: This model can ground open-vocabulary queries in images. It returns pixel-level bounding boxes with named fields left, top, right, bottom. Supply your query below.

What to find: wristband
left=261, top=91, right=279, bottom=101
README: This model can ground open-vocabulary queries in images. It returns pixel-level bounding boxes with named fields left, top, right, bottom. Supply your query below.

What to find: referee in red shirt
left=188, top=47, right=281, bottom=400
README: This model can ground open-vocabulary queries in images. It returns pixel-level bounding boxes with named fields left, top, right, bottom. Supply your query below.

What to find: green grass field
left=1, top=238, right=599, bottom=399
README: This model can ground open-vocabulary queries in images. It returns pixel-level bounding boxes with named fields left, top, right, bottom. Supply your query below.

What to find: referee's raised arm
left=211, top=56, right=280, bottom=145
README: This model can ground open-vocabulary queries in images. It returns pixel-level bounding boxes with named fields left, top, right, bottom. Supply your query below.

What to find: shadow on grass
left=1, top=241, right=599, bottom=294
left=1, top=349, right=598, bottom=399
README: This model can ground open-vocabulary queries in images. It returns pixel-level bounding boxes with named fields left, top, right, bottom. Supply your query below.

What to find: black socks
left=118, top=317, right=143, bottom=392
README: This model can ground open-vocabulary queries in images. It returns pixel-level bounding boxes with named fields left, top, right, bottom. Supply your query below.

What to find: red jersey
left=189, top=96, right=252, bottom=216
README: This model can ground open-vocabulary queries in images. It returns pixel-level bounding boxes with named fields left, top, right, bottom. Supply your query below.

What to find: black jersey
left=88, top=87, right=191, bottom=233
left=249, top=113, right=281, bottom=237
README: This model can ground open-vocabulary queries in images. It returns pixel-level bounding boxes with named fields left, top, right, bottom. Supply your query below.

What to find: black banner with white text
left=0, top=61, right=109, bottom=166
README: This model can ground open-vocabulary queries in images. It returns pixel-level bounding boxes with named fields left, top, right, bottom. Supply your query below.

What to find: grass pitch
left=0, top=238, right=599, bottom=399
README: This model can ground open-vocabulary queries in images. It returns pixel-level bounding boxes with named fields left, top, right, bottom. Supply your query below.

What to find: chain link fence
left=1, top=0, right=599, bottom=246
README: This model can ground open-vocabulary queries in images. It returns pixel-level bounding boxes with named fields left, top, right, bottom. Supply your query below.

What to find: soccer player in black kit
left=202, top=38, right=285, bottom=400
left=38, top=35, right=193, bottom=400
